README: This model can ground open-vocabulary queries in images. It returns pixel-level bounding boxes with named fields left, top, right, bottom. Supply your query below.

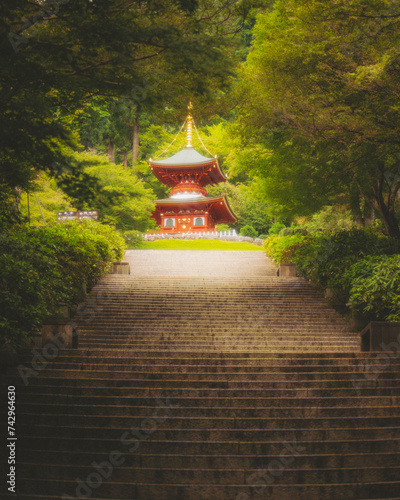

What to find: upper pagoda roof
left=149, top=146, right=227, bottom=187
left=149, top=147, right=214, bottom=167
left=148, top=103, right=228, bottom=187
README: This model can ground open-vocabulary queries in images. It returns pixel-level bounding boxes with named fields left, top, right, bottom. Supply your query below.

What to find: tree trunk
left=14, top=187, right=22, bottom=212
left=108, top=138, right=115, bottom=163
left=123, top=151, right=128, bottom=170
left=132, top=115, right=139, bottom=169
left=380, top=209, right=400, bottom=239
left=374, top=171, right=400, bottom=239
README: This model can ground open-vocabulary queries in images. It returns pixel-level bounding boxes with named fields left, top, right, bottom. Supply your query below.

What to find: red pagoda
left=148, top=104, right=237, bottom=234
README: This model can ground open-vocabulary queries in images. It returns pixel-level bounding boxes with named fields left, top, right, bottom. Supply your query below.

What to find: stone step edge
left=17, top=424, right=400, bottom=432
left=17, top=462, right=400, bottom=473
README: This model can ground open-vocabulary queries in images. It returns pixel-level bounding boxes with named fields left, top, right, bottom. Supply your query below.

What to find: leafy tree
left=18, top=172, right=75, bottom=226
left=55, top=151, right=156, bottom=231
left=304, top=205, right=359, bottom=232
left=209, top=181, right=275, bottom=234
left=268, top=222, right=285, bottom=235
left=237, top=0, right=400, bottom=238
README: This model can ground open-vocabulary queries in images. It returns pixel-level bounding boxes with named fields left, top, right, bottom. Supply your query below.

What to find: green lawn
left=131, top=239, right=264, bottom=251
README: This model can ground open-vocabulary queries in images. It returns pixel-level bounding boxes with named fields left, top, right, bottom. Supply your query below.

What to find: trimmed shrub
left=239, top=225, right=258, bottom=238
left=264, top=233, right=306, bottom=264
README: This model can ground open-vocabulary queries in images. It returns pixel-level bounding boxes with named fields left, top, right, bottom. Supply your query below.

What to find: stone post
left=360, top=322, right=400, bottom=352
left=42, top=320, right=76, bottom=348
left=279, top=263, right=297, bottom=277
left=112, top=262, right=130, bottom=275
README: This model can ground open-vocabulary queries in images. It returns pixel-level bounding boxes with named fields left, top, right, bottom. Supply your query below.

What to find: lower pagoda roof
left=154, top=195, right=237, bottom=225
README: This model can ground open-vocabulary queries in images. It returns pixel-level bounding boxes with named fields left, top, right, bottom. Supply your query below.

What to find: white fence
left=143, top=231, right=265, bottom=246
left=145, top=230, right=238, bottom=239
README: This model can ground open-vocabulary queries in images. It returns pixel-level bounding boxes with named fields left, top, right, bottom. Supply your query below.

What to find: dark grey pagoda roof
left=150, top=147, right=215, bottom=167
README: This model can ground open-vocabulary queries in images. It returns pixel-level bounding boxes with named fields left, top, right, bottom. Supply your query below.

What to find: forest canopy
left=237, top=0, right=400, bottom=237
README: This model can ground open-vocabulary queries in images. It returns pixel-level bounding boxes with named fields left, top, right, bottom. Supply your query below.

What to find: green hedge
left=264, top=228, right=400, bottom=322
left=264, top=233, right=305, bottom=263
left=291, top=229, right=399, bottom=294
left=0, top=221, right=125, bottom=350
left=345, top=255, right=400, bottom=322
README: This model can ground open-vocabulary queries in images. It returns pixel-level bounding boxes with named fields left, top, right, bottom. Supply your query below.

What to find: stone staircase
left=3, top=251, right=400, bottom=499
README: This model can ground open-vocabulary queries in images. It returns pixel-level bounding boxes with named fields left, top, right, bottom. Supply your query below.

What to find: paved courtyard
left=124, top=250, right=277, bottom=277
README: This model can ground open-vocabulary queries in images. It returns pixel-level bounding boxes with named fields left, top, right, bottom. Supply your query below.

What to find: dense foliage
left=0, top=221, right=125, bottom=350
left=265, top=227, right=400, bottom=322
left=346, top=255, right=400, bottom=322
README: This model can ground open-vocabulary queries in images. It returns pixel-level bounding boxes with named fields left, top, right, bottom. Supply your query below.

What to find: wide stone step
left=12, top=362, right=385, bottom=378
left=16, top=413, right=400, bottom=430
left=77, top=345, right=359, bottom=353
left=84, top=323, right=350, bottom=329
left=6, top=483, right=400, bottom=500
left=76, top=339, right=358, bottom=346
left=77, top=329, right=354, bottom=335
left=75, top=320, right=350, bottom=327
left=16, top=370, right=400, bottom=382
left=16, top=423, right=400, bottom=442
left=16, top=435, right=400, bottom=455
left=18, top=449, right=400, bottom=469
left=17, top=349, right=372, bottom=361
left=76, top=341, right=359, bottom=348
left=14, top=393, right=399, bottom=408
left=77, top=329, right=355, bottom=336
left=74, top=310, right=347, bottom=316
left=76, top=333, right=357, bottom=339
left=14, top=462, right=400, bottom=484
left=13, top=359, right=394, bottom=373
left=14, top=384, right=400, bottom=398
left=14, top=402, right=400, bottom=418
left=20, top=373, right=399, bottom=386
left=10, top=477, right=400, bottom=500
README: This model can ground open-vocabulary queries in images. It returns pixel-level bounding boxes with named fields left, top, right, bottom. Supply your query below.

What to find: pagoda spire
left=186, top=101, right=193, bottom=148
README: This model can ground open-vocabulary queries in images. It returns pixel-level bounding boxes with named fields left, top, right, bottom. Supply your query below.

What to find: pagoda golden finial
left=186, top=101, right=193, bottom=147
